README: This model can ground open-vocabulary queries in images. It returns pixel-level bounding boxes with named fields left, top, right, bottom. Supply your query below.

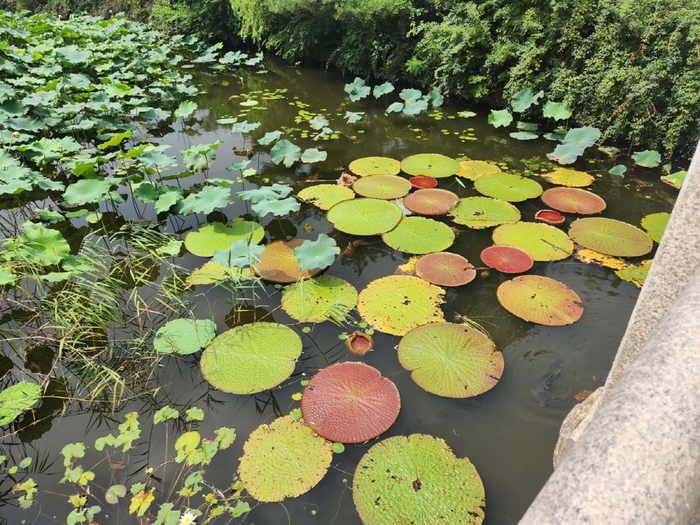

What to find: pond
left=0, top=47, right=680, bottom=525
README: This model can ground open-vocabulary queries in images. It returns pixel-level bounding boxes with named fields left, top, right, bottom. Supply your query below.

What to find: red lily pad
left=410, top=176, right=438, bottom=188
left=541, top=187, right=606, bottom=215
left=301, top=362, right=401, bottom=443
left=480, top=245, right=534, bottom=274
left=415, top=252, right=476, bottom=287
left=403, top=188, right=459, bottom=216
left=535, top=209, right=565, bottom=225
left=253, top=239, right=322, bottom=283
left=497, top=275, right=584, bottom=326
left=346, top=331, right=374, bottom=355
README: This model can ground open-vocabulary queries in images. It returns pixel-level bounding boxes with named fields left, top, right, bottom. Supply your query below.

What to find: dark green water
left=1, top=56, right=678, bottom=525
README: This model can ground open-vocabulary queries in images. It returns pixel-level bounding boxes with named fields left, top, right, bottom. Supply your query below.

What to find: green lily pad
left=540, top=168, right=594, bottom=188
left=281, top=276, right=358, bottom=323
left=238, top=415, right=332, bottom=502
left=640, top=212, right=671, bottom=243
left=398, top=323, right=503, bottom=398
left=497, top=275, right=584, bottom=326
left=474, top=174, right=543, bottom=202
left=184, top=220, right=264, bottom=258
left=569, top=218, right=654, bottom=257
left=401, top=154, right=459, bottom=179
left=348, top=156, right=401, bottom=177
left=540, top=187, right=607, bottom=215
left=0, top=382, right=42, bottom=425
left=450, top=197, right=521, bottom=229
left=632, top=150, right=662, bottom=168
left=200, top=322, right=302, bottom=394
left=492, top=222, right=574, bottom=261
left=615, top=259, right=653, bottom=288
left=455, top=160, right=501, bottom=181
left=327, top=198, right=402, bottom=236
left=352, top=175, right=412, bottom=200
left=509, top=131, right=539, bottom=141
left=403, top=188, right=459, bottom=216
left=254, top=238, right=322, bottom=283
left=357, top=275, right=445, bottom=336
left=301, top=362, right=401, bottom=443
left=382, top=217, right=455, bottom=254
left=153, top=319, right=217, bottom=355
left=353, top=434, right=485, bottom=525
left=414, top=252, right=476, bottom=287
left=297, top=184, right=355, bottom=210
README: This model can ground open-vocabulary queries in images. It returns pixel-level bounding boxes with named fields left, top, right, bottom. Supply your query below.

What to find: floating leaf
left=509, top=131, right=538, bottom=141
left=251, top=197, right=300, bottom=218
left=540, top=168, right=594, bottom=187
left=0, top=382, right=41, bottom=425
left=480, top=245, right=534, bottom=274
left=373, top=82, right=394, bottom=98
left=450, top=197, right=521, bottom=229
left=609, top=165, right=627, bottom=177
left=345, top=77, right=371, bottom=101
left=238, top=415, right=332, bottom=502
left=231, top=120, right=261, bottom=134
left=399, top=88, right=422, bottom=103
left=353, top=434, right=485, bottom=525
left=200, top=322, right=302, bottom=394
left=254, top=239, right=322, bottom=283
left=497, top=275, right=584, bottom=326
left=212, top=238, right=265, bottom=268
left=661, top=170, right=686, bottom=189
left=640, top=212, right=670, bottom=243
left=386, top=101, right=405, bottom=114
left=353, top=175, right=412, bottom=200
left=301, top=362, right=400, bottom=443
left=346, top=332, right=373, bottom=355
left=105, top=485, right=127, bottom=505
left=403, top=99, right=428, bottom=115
left=297, top=184, right=355, bottom=210
left=488, top=109, right=513, bottom=128
left=414, top=252, right=475, bottom=287
left=535, top=209, right=566, bottom=225
left=492, top=222, right=574, bottom=261
left=300, top=148, right=327, bottom=163
left=542, top=101, right=572, bottom=121
left=409, top=176, right=438, bottom=189
left=615, top=260, right=653, bottom=288
left=382, top=217, right=455, bottom=254
left=540, top=187, right=607, bottom=215
left=154, top=319, right=217, bottom=355
left=401, top=154, right=459, bottom=178
left=456, top=160, right=502, bottom=181
left=474, top=173, right=543, bottom=202
left=327, top=198, right=402, bottom=236
left=357, top=275, right=445, bottom=336
left=282, top=276, right=357, bottom=323
left=511, top=88, right=544, bottom=113
left=403, top=188, right=459, bottom=216
left=458, top=110, right=477, bottom=118
left=174, top=101, right=197, bottom=118
left=573, top=247, right=628, bottom=271
left=186, top=261, right=240, bottom=286
left=270, top=139, right=301, bottom=167
left=547, top=126, right=601, bottom=165
left=184, top=221, right=264, bottom=258
left=632, top=150, right=662, bottom=168
left=568, top=217, right=653, bottom=257
left=348, top=156, right=401, bottom=177
left=293, top=234, right=340, bottom=271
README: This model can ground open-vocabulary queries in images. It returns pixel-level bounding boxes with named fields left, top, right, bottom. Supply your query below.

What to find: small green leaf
left=19, top=457, right=32, bottom=469
left=458, top=111, right=477, bottom=118
left=608, top=165, right=627, bottom=176
left=185, top=407, right=205, bottom=422
left=292, top=392, right=302, bottom=401
left=105, top=484, right=127, bottom=504
left=153, top=406, right=179, bottom=424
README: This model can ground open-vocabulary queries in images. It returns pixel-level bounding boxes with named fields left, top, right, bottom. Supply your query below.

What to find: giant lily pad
left=349, top=157, right=401, bottom=177
left=480, top=245, right=534, bottom=274
left=474, top=173, right=543, bottom=202
left=398, top=323, right=503, bottom=398
left=301, top=362, right=401, bottom=443
left=492, top=222, right=574, bottom=261
left=382, top=217, right=455, bottom=254
left=153, top=319, right=217, bottom=355
left=540, top=168, right=594, bottom=187
left=281, top=276, right=358, bottom=323
left=327, top=198, right=402, bottom=236
left=450, top=197, right=521, bottom=229
left=352, top=175, right=412, bottom=200
left=0, top=381, right=42, bottom=426
left=497, top=275, right=584, bottom=326
left=200, top=322, right=302, bottom=394
left=238, top=415, right=332, bottom=502
left=353, top=434, right=485, bottom=525
left=414, top=252, right=476, bottom=287
left=456, top=160, right=501, bottom=181
left=540, top=187, right=606, bottom=215
left=641, top=212, right=671, bottom=243
left=615, top=260, right=653, bottom=287
left=358, top=275, right=445, bottom=336
left=184, top=220, right=264, bottom=257
left=401, top=154, right=459, bottom=179
left=254, top=239, right=322, bottom=283
left=569, top=218, right=653, bottom=257
left=297, top=184, right=355, bottom=210
left=403, top=188, right=459, bottom=216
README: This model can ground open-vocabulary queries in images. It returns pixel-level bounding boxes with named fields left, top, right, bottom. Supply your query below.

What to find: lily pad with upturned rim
left=358, top=275, right=445, bottom=336
left=153, top=319, right=217, bottom=355
left=254, top=239, right=322, bottom=284
left=200, top=322, right=302, bottom=394
left=382, top=217, right=455, bottom=255
left=184, top=220, right=264, bottom=257
left=640, top=212, right=671, bottom=243
left=403, top=188, right=459, bottom=216
left=348, top=156, right=401, bottom=177
left=492, top=222, right=574, bottom=262
left=352, top=175, right=412, bottom=200
left=535, top=209, right=565, bottom=225
left=449, top=197, right=521, bottom=229
left=297, top=184, right=355, bottom=210
left=398, top=323, right=503, bottom=398
left=455, top=160, right=501, bottom=181
left=301, top=362, right=401, bottom=443
left=540, top=168, right=594, bottom=187
left=353, top=434, right=485, bottom=525
left=401, top=154, right=459, bottom=179
left=281, top=276, right=358, bottom=323
left=409, top=176, right=438, bottom=189
left=0, top=381, right=42, bottom=426
left=327, top=198, right=402, bottom=236
left=346, top=332, right=374, bottom=355
left=238, top=415, right=332, bottom=502
left=568, top=218, right=653, bottom=257
left=497, top=275, right=584, bottom=326
left=414, top=252, right=476, bottom=287
left=480, top=245, right=534, bottom=274
left=474, top=173, right=543, bottom=202
left=540, top=187, right=606, bottom=215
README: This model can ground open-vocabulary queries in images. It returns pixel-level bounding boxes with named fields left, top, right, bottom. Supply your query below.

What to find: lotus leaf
left=414, top=252, right=476, bottom=287
left=480, top=245, right=534, bottom=273
left=309, top=116, right=329, bottom=130
left=153, top=319, right=217, bottom=355
left=426, top=86, right=444, bottom=107
left=230, top=120, right=261, bottom=134
left=270, top=139, right=301, bottom=167
left=257, top=130, right=282, bottom=145
left=542, top=101, right=573, bottom=121
left=540, top=187, right=606, bottom=215
left=510, top=131, right=538, bottom=141
left=400, top=88, right=423, bottom=103
left=373, top=82, right=394, bottom=98
left=251, top=197, right=300, bottom=218
left=297, top=184, right=354, bottom=210
left=133, top=183, right=159, bottom=204
left=348, top=156, right=401, bottom=177
left=238, top=415, right=332, bottom=502
left=200, top=322, right=302, bottom=394
left=498, top=275, right=583, bottom=325
left=403, top=188, right=458, bottom=216
left=345, top=77, right=371, bottom=101
left=450, top=197, right=521, bottom=229
left=0, top=381, right=42, bottom=425
left=493, top=222, right=574, bottom=261
left=615, top=260, right=652, bottom=288
left=540, top=168, right=594, bottom=187
left=401, top=154, right=459, bottom=178
left=254, top=238, right=322, bottom=283
left=386, top=102, right=405, bottom=114
left=474, top=173, right=543, bottom=202
left=174, top=101, right=197, bottom=118
left=488, top=109, right=513, bottom=128
left=237, top=183, right=293, bottom=203
left=293, top=234, right=340, bottom=271
left=327, top=198, right=402, bottom=236
left=609, top=165, right=627, bottom=177
left=281, top=276, right=357, bottom=323
left=641, top=212, right=670, bottom=243
left=382, top=217, right=455, bottom=254
left=456, top=160, right=502, bottom=181
left=547, top=126, right=602, bottom=165
left=182, top=142, right=219, bottom=172
left=175, top=185, right=231, bottom=215
left=63, top=178, right=114, bottom=205
left=155, top=187, right=184, bottom=213
left=301, top=148, right=327, bottom=163
left=344, top=110, right=364, bottom=123
left=352, top=175, right=411, bottom=200
left=212, top=238, right=265, bottom=268
left=357, top=275, right=445, bottom=336
left=403, top=99, right=428, bottom=115
left=184, top=221, right=264, bottom=258
left=511, top=88, right=544, bottom=112
left=568, top=218, right=653, bottom=257
left=353, top=434, right=485, bottom=525
left=2, top=222, right=70, bottom=265
left=661, top=170, right=686, bottom=189
left=632, top=150, right=662, bottom=168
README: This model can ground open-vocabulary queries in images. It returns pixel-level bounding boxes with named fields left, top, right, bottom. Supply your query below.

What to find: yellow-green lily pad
left=569, top=217, right=653, bottom=257
left=184, top=220, right=264, bottom=257
left=474, top=173, right=543, bottom=202
left=640, top=212, right=671, bottom=243
left=349, top=156, right=401, bottom=177
left=297, top=184, right=355, bottom=210
left=401, top=153, right=460, bottom=179
left=450, top=197, right=521, bottom=229
left=493, top=222, right=574, bottom=261
left=352, top=175, right=412, bottom=200
left=327, top=198, right=402, bottom=236
left=615, top=259, right=653, bottom=287
left=455, top=160, right=501, bottom=181
left=540, top=168, right=594, bottom=187
left=281, top=276, right=358, bottom=323
left=497, top=275, right=584, bottom=326
left=382, top=217, right=455, bottom=254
